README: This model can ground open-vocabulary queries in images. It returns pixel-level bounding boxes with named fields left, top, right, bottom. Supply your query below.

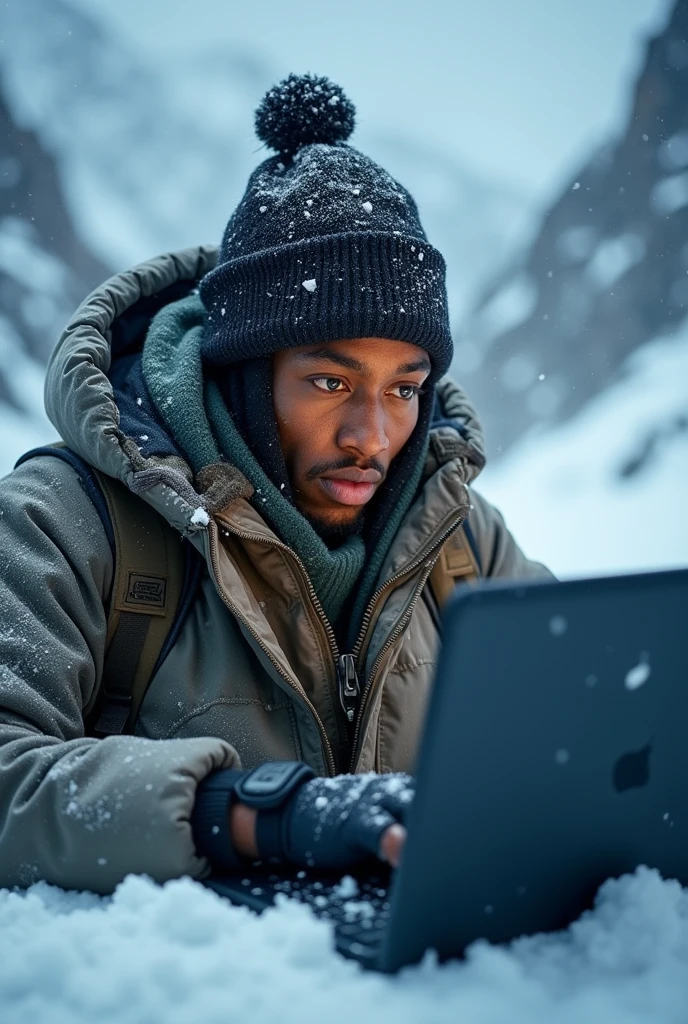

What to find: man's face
left=273, top=337, right=431, bottom=537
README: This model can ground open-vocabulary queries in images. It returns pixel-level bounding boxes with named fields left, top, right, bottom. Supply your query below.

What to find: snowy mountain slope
left=0, top=0, right=534, bottom=475
left=0, top=85, right=107, bottom=461
left=2, top=867, right=688, bottom=1024
left=457, top=0, right=687, bottom=458
left=0, top=0, right=273, bottom=472
left=0, top=0, right=270, bottom=271
left=0, top=87, right=110, bottom=363
left=0, top=0, right=533, bottom=307
left=479, top=316, right=688, bottom=576
left=0, top=0, right=534, bottom=472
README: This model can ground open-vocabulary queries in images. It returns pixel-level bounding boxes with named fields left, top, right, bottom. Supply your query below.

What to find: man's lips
left=318, top=468, right=382, bottom=507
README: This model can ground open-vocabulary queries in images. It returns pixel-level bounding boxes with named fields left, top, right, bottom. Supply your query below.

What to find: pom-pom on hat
left=254, top=73, right=356, bottom=155
left=200, top=74, right=453, bottom=376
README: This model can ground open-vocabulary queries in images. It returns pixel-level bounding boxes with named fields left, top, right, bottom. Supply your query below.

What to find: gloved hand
left=255, top=772, right=415, bottom=870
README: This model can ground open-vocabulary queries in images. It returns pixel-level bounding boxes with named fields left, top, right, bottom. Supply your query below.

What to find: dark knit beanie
left=200, top=73, right=453, bottom=375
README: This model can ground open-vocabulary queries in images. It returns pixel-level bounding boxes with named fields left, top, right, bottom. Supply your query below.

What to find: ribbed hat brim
left=200, top=231, right=453, bottom=375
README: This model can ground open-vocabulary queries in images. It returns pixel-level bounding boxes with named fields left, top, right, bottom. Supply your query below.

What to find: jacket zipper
left=337, top=653, right=360, bottom=723
left=347, top=514, right=465, bottom=770
left=211, top=508, right=465, bottom=774
left=213, top=519, right=360, bottom=742
left=207, top=523, right=338, bottom=775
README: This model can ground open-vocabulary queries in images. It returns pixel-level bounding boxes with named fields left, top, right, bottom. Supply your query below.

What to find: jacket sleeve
left=0, top=456, right=241, bottom=895
left=467, top=487, right=555, bottom=581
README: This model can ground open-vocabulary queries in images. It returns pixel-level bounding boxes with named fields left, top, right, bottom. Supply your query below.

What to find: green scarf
left=141, top=293, right=427, bottom=642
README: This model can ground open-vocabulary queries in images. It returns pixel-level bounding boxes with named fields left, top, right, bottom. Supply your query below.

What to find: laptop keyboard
left=235, top=870, right=392, bottom=961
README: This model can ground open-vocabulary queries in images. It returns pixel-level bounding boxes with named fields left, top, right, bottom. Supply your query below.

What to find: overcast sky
left=72, top=0, right=672, bottom=203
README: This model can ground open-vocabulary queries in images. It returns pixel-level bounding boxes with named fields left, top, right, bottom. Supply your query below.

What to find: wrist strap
left=238, top=762, right=315, bottom=864
left=194, top=763, right=315, bottom=870
left=234, top=761, right=315, bottom=809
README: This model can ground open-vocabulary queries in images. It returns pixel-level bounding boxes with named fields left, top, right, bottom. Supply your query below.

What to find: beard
left=298, top=455, right=385, bottom=546
left=303, top=508, right=366, bottom=547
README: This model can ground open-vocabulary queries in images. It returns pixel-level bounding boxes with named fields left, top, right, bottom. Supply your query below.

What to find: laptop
left=206, top=567, right=688, bottom=972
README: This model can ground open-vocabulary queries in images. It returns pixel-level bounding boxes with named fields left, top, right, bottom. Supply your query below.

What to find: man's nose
left=336, top=394, right=390, bottom=458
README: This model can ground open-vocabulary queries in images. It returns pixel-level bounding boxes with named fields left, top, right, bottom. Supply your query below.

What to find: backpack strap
left=88, top=470, right=186, bottom=736
left=427, top=519, right=482, bottom=614
left=15, top=445, right=189, bottom=736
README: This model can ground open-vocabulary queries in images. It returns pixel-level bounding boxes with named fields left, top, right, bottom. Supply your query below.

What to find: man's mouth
left=318, top=467, right=382, bottom=507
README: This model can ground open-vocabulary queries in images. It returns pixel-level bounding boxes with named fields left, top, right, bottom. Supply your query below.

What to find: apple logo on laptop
left=613, top=743, right=652, bottom=793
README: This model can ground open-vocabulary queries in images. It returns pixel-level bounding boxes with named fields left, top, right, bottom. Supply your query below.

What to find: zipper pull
left=337, top=653, right=360, bottom=724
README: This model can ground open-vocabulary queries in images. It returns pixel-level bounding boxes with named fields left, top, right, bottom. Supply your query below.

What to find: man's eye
left=312, top=377, right=345, bottom=393
left=391, top=384, right=421, bottom=401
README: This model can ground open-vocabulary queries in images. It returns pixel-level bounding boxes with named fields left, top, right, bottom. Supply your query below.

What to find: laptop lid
left=379, top=568, right=688, bottom=972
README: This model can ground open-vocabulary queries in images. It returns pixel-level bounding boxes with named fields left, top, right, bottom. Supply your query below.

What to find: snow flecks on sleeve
left=302, top=279, right=317, bottom=293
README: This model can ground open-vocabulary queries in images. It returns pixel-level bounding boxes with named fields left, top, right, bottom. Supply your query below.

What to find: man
left=0, top=75, right=550, bottom=894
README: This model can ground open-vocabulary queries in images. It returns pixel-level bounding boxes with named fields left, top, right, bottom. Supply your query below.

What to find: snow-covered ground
left=480, top=319, right=688, bottom=577
left=2, top=867, right=688, bottom=1023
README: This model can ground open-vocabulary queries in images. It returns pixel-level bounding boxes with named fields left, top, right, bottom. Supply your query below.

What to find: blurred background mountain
left=1, top=0, right=685, bottom=574
left=459, top=0, right=688, bottom=454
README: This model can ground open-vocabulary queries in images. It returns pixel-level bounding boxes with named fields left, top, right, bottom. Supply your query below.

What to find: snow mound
left=1, top=868, right=687, bottom=1022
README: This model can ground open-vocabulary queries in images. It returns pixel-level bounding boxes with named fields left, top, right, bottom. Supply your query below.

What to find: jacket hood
left=44, top=246, right=486, bottom=538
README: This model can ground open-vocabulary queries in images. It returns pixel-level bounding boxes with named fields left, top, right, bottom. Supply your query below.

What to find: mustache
left=305, top=455, right=387, bottom=482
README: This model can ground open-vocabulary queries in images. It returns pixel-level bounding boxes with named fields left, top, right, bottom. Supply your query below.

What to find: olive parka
left=0, top=247, right=551, bottom=894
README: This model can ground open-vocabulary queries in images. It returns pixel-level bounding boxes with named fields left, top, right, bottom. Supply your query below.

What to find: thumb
left=379, top=823, right=406, bottom=867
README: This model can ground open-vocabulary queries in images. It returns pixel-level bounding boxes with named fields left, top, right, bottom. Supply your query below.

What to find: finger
left=379, top=824, right=406, bottom=868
